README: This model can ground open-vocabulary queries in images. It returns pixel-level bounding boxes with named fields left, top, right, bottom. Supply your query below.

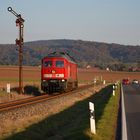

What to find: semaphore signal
left=7, top=7, right=25, bottom=94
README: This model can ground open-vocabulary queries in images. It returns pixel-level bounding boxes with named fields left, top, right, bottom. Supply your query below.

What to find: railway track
left=0, top=83, right=96, bottom=113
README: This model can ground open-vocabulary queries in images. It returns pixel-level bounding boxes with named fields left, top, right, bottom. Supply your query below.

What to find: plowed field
left=0, top=66, right=140, bottom=89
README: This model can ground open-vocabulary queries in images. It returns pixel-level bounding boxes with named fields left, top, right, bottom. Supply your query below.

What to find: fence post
left=89, top=102, right=96, bottom=134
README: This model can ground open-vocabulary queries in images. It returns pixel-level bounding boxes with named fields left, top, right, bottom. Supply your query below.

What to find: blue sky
left=0, top=0, right=140, bottom=45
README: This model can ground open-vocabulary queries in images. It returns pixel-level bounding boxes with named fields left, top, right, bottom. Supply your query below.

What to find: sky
left=0, top=0, right=140, bottom=45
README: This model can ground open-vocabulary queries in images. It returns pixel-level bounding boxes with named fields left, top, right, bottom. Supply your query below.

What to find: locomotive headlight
left=52, top=70, right=55, bottom=74
left=62, top=79, right=65, bottom=82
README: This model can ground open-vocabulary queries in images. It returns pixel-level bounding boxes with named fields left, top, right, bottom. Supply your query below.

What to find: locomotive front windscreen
left=44, top=61, right=52, bottom=67
left=56, top=60, right=64, bottom=67
left=43, top=60, right=64, bottom=68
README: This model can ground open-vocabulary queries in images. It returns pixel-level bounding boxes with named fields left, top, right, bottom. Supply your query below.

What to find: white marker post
left=113, top=85, right=115, bottom=96
left=7, top=83, right=10, bottom=93
left=89, top=102, right=96, bottom=134
left=93, top=78, right=96, bottom=84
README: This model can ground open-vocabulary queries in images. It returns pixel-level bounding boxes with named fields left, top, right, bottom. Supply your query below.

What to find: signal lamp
left=7, top=7, right=12, bottom=12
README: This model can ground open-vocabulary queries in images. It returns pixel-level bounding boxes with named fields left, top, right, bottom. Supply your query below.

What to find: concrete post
left=89, top=102, right=96, bottom=134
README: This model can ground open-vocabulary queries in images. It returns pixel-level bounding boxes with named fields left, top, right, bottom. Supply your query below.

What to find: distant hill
left=0, top=39, right=140, bottom=70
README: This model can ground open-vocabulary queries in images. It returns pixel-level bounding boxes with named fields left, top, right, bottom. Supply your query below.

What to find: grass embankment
left=91, top=84, right=120, bottom=140
left=4, top=84, right=120, bottom=140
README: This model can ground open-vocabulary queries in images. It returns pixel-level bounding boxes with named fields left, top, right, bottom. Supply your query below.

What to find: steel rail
left=0, top=84, right=95, bottom=113
left=0, top=94, right=49, bottom=109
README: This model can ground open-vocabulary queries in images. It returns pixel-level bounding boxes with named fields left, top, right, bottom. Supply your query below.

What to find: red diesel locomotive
left=41, top=52, right=78, bottom=93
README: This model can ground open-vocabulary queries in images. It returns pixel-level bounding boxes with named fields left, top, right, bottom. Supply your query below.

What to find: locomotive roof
left=44, top=52, right=76, bottom=64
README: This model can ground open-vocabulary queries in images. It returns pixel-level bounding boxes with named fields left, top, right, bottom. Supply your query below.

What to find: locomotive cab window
left=56, top=61, right=64, bottom=67
left=44, top=61, right=52, bottom=67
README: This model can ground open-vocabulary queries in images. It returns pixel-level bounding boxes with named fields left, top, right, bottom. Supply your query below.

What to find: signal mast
left=8, top=7, right=25, bottom=94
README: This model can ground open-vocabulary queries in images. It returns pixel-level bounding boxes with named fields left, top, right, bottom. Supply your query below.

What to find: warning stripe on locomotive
left=44, top=74, right=64, bottom=78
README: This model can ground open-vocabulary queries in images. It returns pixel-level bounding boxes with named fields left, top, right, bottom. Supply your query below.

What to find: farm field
left=0, top=66, right=140, bottom=87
